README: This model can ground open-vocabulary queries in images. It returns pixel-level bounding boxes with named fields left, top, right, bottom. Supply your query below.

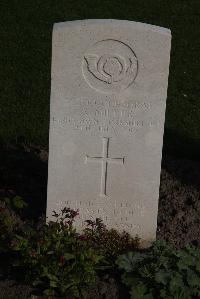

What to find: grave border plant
left=0, top=197, right=200, bottom=299
left=116, top=241, right=200, bottom=299
left=0, top=197, right=140, bottom=298
left=8, top=207, right=104, bottom=298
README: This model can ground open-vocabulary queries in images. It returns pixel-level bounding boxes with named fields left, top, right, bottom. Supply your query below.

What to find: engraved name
left=52, top=98, right=158, bottom=135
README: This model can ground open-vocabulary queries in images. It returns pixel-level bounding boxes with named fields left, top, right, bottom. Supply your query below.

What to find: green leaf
left=46, top=272, right=59, bottom=282
left=47, top=250, right=54, bottom=255
left=130, top=283, right=153, bottom=299
left=32, top=279, right=42, bottom=286
left=12, top=196, right=27, bottom=209
left=64, top=253, right=75, bottom=260
left=43, top=288, right=55, bottom=296
left=121, top=273, right=140, bottom=287
left=196, top=262, right=200, bottom=272
left=192, top=288, right=200, bottom=296
left=61, top=282, right=76, bottom=291
left=180, top=254, right=195, bottom=266
left=116, top=252, right=147, bottom=272
left=155, top=270, right=170, bottom=285
left=50, top=280, right=58, bottom=288
left=187, top=269, right=200, bottom=287
left=173, top=289, right=190, bottom=299
left=130, top=284, right=146, bottom=299
left=160, top=289, right=167, bottom=298
left=4, top=197, right=11, bottom=205
left=169, top=273, right=184, bottom=293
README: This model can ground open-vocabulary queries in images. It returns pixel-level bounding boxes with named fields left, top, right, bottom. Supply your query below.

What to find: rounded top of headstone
left=53, top=19, right=171, bottom=36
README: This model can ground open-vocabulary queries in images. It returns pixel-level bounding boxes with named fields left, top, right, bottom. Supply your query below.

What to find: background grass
left=0, top=0, right=200, bottom=159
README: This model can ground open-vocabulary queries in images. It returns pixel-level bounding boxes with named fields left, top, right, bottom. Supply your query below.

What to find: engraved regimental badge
left=82, top=39, right=138, bottom=94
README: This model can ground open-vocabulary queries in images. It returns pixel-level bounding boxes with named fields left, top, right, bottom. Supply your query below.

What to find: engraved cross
left=85, top=137, right=124, bottom=197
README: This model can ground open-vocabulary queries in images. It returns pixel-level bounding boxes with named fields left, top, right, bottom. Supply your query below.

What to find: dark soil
left=157, top=156, right=200, bottom=249
left=0, top=275, right=124, bottom=299
left=0, top=142, right=199, bottom=298
left=0, top=279, right=32, bottom=299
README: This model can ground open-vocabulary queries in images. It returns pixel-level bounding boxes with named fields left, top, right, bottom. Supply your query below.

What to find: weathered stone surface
left=47, top=19, right=171, bottom=247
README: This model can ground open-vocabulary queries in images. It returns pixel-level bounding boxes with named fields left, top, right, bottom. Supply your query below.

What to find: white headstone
left=47, top=19, right=171, bottom=247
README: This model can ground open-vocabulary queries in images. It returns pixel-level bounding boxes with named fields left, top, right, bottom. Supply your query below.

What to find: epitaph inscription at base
left=47, top=19, right=171, bottom=247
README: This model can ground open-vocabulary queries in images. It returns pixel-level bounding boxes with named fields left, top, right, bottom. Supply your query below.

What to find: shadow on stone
left=0, top=135, right=199, bottom=249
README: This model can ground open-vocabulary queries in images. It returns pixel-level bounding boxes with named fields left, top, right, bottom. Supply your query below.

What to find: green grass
left=0, top=0, right=200, bottom=158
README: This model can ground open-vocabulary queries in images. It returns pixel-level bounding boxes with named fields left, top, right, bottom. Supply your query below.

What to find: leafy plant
left=0, top=196, right=27, bottom=257
left=116, top=241, right=200, bottom=299
left=2, top=199, right=200, bottom=299
left=83, top=218, right=140, bottom=264
left=10, top=208, right=103, bottom=298
left=0, top=196, right=26, bottom=237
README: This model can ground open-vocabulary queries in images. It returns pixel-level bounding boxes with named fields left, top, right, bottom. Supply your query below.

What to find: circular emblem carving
left=82, top=39, right=138, bottom=94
